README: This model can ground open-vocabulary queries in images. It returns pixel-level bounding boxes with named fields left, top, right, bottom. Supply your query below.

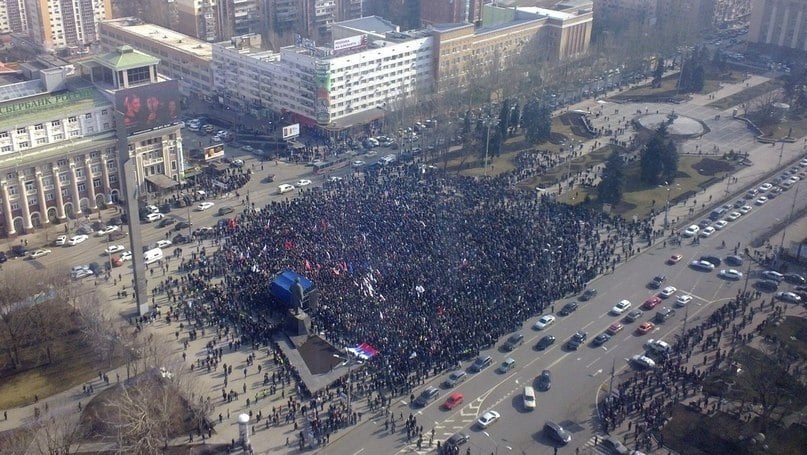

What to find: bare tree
left=28, top=399, right=85, bottom=455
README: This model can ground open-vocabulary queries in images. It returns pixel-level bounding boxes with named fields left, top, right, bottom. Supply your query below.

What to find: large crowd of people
left=156, top=162, right=652, bottom=398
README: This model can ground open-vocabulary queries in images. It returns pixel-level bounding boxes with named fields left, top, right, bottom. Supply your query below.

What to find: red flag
left=304, top=260, right=312, bottom=271
left=284, top=240, right=294, bottom=250
left=437, top=306, right=445, bottom=316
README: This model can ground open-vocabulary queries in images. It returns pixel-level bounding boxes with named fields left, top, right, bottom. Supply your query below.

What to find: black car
left=172, top=234, right=190, bottom=244
left=537, top=370, right=552, bottom=391
left=413, top=386, right=440, bottom=407
left=174, top=221, right=191, bottom=231
left=470, top=355, right=493, bottom=372
left=624, top=309, right=643, bottom=323
left=0, top=251, right=7, bottom=263
left=544, top=421, right=571, bottom=444
left=566, top=331, right=587, bottom=350
left=558, top=302, right=578, bottom=316
left=503, top=333, right=524, bottom=351
left=725, top=255, right=743, bottom=266
left=535, top=335, right=556, bottom=351
left=784, top=273, right=806, bottom=285
left=755, top=279, right=779, bottom=292
left=108, top=216, right=123, bottom=226
left=648, top=275, right=666, bottom=289
left=445, top=432, right=470, bottom=448
left=11, top=245, right=27, bottom=257
left=579, top=288, right=598, bottom=301
left=217, top=206, right=235, bottom=216
left=700, top=255, right=722, bottom=267
left=158, top=218, right=176, bottom=228
left=592, top=333, right=611, bottom=346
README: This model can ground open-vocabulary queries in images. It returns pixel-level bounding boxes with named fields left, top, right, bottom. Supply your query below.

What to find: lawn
left=0, top=301, right=121, bottom=409
left=707, top=79, right=784, bottom=110
left=761, top=315, right=807, bottom=360
left=556, top=155, right=736, bottom=221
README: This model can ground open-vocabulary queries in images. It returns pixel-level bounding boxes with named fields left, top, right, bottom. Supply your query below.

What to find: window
left=57, top=159, right=67, bottom=166
left=34, top=123, right=44, bottom=130
left=70, top=130, right=80, bottom=137
left=46, top=192, right=54, bottom=201
left=1, top=146, right=11, bottom=153
left=16, top=127, right=26, bottom=134
left=109, top=174, right=118, bottom=183
left=93, top=178, right=101, bottom=188
left=127, top=66, right=151, bottom=85
left=77, top=183, right=85, bottom=192
left=90, top=152, right=98, bottom=158
left=91, top=164, right=101, bottom=174
left=53, top=133, right=64, bottom=140
left=68, top=116, right=77, bottom=123
left=28, top=197, right=37, bottom=206
left=25, top=181, right=35, bottom=192
left=10, top=202, right=19, bottom=211
left=51, top=120, right=61, bottom=127
left=85, top=113, right=92, bottom=119
left=61, top=188, right=69, bottom=197
left=0, top=131, right=7, bottom=138
left=19, top=141, right=29, bottom=148
left=59, top=174, right=69, bottom=183
left=36, top=138, right=47, bottom=145
left=75, top=169, right=83, bottom=178
left=101, top=109, right=108, bottom=115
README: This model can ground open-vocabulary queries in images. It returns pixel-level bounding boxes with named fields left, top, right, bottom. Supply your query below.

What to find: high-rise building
left=748, top=0, right=807, bottom=52
left=175, top=0, right=220, bottom=41
left=3, top=0, right=112, bottom=51
left=421, top=0, right=483, bottom=25
left=218, top=0, right=261, bottom=38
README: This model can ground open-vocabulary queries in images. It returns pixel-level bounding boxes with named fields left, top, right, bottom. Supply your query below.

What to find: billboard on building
left=282, top=124, right=300, bottom=139
left=204, top=144, right=225, bottom=161
left=333, top=35, right=367, bottom=53
left=314, top=61, right=331, bottom=125
left=115, top=80, right=181, bottom=136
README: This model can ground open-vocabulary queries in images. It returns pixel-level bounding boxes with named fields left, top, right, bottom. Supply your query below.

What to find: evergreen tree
left=640, top=124, right=678, bottom=185
left=498, top=99, right=511, bottom=138
left=597, top=150, right=625, bottom=204
left=522, top=98, right=551, bottom=144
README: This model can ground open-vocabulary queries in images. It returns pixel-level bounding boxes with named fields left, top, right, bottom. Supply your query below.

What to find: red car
left=642, top=296, right=662, bottom=310
left=636, top=321, right=656, bottom=335
left=444, top=392, right=464, bottom=410
left=667, top=254, right=683, bottom=265
left=606, top=322, right=624, bottom=335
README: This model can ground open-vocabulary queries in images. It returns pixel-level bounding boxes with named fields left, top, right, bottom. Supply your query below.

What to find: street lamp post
left=333, top=349, right=361, bottom=413
left=664, top=182, right=671, bottom=230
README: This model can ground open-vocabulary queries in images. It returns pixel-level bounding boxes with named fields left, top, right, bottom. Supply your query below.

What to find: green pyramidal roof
left=95, top=45, right=159, bottom=70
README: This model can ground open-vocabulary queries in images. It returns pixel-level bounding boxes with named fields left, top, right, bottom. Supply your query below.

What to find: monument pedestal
left=287, top=309, right=311, bottom=336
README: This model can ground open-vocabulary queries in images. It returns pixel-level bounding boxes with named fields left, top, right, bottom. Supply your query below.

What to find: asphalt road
left=315, top=179, right=806, bottom=455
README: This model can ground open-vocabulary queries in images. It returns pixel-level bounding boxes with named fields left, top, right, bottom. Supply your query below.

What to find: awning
left=144, top=174, right=179, bottom=189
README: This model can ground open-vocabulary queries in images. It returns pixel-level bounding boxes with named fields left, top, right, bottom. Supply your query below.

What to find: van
left=522, top=386, right=536, bottom=410
left=709, top=207, right=727, bottom=221
left=144, top=247, right=164, bottom=265
left=654, top=307, right=676, bottom=323
left=278, top=184, right=295, bottom=194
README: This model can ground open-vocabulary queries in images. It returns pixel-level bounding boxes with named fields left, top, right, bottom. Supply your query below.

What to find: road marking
left=590, top=368, right=603, bottom=377
left=353, top=449, right=365, bottom=455
left=581, top=320, right=596, bottom=329
left=586, top=357, right=602, bottom=368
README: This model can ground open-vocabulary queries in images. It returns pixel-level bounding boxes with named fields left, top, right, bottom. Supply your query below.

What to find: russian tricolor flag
left=347, top=343, right=380, bottom=360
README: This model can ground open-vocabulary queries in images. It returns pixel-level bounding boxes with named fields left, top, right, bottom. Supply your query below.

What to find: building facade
left=421, top=0, right=483, bottom=25
left=433, top=3, right=593, bottom=94
left=748, top=0, right=807, bottom=52
left=0, top=46, right=184, bottom=237
left=175, top=0, right=220, bottom=42
left=19, top=0, right=111, bottom=51
left=98, top=18, right=215, bottom=99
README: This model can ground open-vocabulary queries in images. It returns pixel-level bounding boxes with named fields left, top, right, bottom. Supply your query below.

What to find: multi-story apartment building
left=433, top=3, right=593, bottom=94
left=0, top=45, right=184, bottom=237
left=98, top=18, right=214, bottom=99
left=714, top=0, right=751, bottom=26
left=748, top=0, right=807, bottom=52
left=218, top=0, right=261, bottom=38
left=421, top=0, right=483, bottom=25
left=213, top=16, right=433, bottom=129
left=16, top=0, right=112, bottom=50
left=0, top=0, right=27, bottom=34
left=175, top=0, right=220, bottom=41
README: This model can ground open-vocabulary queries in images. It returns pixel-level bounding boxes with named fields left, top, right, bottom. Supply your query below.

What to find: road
left=315, top=179, right=806, bottom=455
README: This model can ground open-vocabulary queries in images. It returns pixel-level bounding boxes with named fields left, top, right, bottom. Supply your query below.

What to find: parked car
left=67, top=234, right=89, bottom=246
left=533, top=314, right=556, bottom=330
left=503, top=333, right=524, bottom=351
left=497, top=358, right=516, bottom=373
left=443, top=370, right=467, bottom=388
left=631, top=354, right=656, bottom=368
left=579, top=288, right=598, bottom=301
left=566, top=331, right=587, bottom=350
left=535, top=335, right=556, bottom=351
left=647, top=274, right=666, bottom=289
left=592, top=333, right=611, bottom=346
left=624, top=309, right=644, bottom=323
left=611, top=299, right=632, bottom=315
left=755, top=279, right=779, bottom=292
left=470, top=355, right=493, bottom=372
left=558, top=301, right=578, bottom=316
left=544, top=421, right=571, bottom=444
left=413, top=386, right=440, bottom=407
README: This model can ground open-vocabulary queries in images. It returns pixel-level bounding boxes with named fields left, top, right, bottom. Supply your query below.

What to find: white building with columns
left=0, top=46, right=184, bottom=237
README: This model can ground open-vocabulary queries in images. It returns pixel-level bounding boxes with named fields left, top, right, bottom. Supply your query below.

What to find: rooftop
left=0, top=78, right=110, bottom=131
left=333, top=15, right=398, bottom=35
left=94, top=45, right=160, bottom=71
left=101, top=18, right=214, bottom=61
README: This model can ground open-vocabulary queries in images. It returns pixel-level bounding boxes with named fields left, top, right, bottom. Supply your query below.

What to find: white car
left=682, top=225, right=700, bottom=237
left=699, top=226, right=715, bottom=237
left=476, top=410, right=501, bottom=429
left=675, top=294, right=693, bottom=307
left=145, top=205, right=160, bottom=214
left=96, top=225, right=120, bottom=236
left=196, top=202, right=215, bottom=211
left=739, top=205, right=752, bottom=214
left=759, top=183, right=773, bottom=192
left=156, top=239, right=173, bottom=249
left=713, top=220, right=728, bottom=230
left=29, top=248, right=52, bottom=259
left=611, top=299, right=632, bottom=315
left=240, top=145, right=254, bottom=152
left=726, top=211, right=741, bottom=221
left=533, top=315, right=556, bottom=330
left=630, top=354, right=656, bottom=369
left=296, top=179, right=312, bottom=187
left=690, top=260, right=715, bottom=271
left=104, top=244, right=125, bottom=255
left=659, top=286, right=677, bottom=298
left=326, top=176, right=343, bottom=183
left=755, top=196, right=768, bottom=205
left=67, top=234, right=89, bottom=246
left=775, top=291, right=802, bottom=303
left=278, top=184, right=295, bottom=194
left=719, top=269, right=743, bottom=280
left=120, top=251, right=133, bottom=261
left=55, top=234, right=68, bottom=246
left=146, top=212, right=165, bottom=222
left=71, top=268, right=94, bottom=279
left=352, top=160, right=366, bottom=168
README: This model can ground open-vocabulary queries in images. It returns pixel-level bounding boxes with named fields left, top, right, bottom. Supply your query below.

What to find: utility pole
left=777, top=181, right=799, bottom=263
